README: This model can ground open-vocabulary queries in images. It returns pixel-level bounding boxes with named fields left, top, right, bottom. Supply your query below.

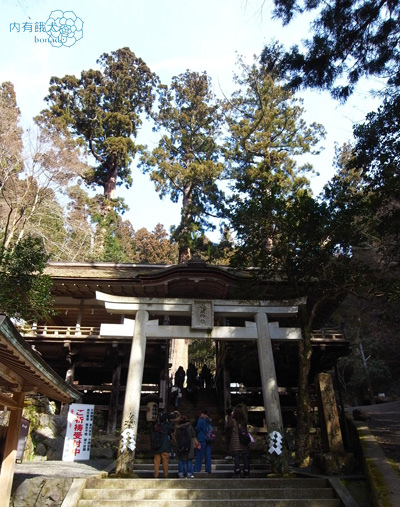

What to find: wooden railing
left=18, top=324, right=345, bottom=341
left=19, top=325, right=101, bottom=338
left=311, top=328, right=346, bottom=341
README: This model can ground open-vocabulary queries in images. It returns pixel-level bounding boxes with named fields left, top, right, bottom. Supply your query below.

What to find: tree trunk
left=295, top=304, right=313, bottom=467
left=178, top=245, right=191, bottom=264
left=104, top=163, right=118, bottom=200
left=177, top=182, right=193, bottom=264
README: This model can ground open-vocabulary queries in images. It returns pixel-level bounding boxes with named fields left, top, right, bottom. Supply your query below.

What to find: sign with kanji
left=191, top=300, right=214, bottom=330
left=62, top=403, right=94, bottom=461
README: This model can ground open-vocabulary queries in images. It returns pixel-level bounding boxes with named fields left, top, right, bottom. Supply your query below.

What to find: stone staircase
left=133, top=456, right=270, bottom=478
left=73, top=458, right=345, bottom=506
left=77, top=476, right=342, bottom=506
left=72, top=389, right=349, bottom=505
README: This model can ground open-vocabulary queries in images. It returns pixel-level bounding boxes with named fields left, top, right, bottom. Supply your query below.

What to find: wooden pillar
left=159, top=364, right=168, bottom=412
left=223, top=366, right=231, bottom=413
left=315, top=372, right=344, bottom=454
left=116, top=309, right=148, bottom=474
left=60, top=343, right=76, bottom=417
left=0, top=391, right=25, bottom=507
left=255, top=312, right=287, bottom=473
left=107, top=361, right=122, bottom=434
left=75, top=302, right=83, bottom=335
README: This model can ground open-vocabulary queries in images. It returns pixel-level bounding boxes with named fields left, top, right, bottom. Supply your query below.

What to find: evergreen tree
left=269, top=0, right=400, bottom=100
left=140, top=70, right=225, bottom=263
left=133, top=224, right=178, bottom=264
left=37, top=47, right=159, bottom=201
left=224, top=60, right=343, bottom=467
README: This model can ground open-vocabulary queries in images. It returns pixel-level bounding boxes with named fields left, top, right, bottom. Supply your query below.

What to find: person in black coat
left=153, top=413, right=173, bottom=478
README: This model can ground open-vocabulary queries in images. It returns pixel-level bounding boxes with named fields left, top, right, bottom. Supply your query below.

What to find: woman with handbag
left=227, top=406, right=250, bottom=477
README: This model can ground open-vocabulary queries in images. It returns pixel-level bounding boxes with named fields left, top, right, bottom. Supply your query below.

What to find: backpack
left=150, top=424, right=164, bottom=450
left=238, top=424, right=251, bottom=445
left=205, top=421, right=216, bottom=443
left=177, top=426, right=191, bottom=453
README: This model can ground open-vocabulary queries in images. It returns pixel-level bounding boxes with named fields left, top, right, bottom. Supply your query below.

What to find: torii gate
left=96, top=292, right=305, bottom=473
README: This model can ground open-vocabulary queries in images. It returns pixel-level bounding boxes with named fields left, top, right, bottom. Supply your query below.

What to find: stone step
left=130, top=471, right=275, bottom=478
left=78, top=498, right=341, bottom=506
left=82, top=486, right=335, bottom=501
left=124, top=460, right=270, bottom=478
left=129, top=457, right=272, bottom=478
left=86, top=477, right=330, bottom=489
left=78, top=478, right=342, bottom=506
left=133, top=462, right=267, bottom=470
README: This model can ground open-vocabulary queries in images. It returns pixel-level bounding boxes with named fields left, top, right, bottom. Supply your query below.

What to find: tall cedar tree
left=140, top=70, right=224, bottom=263
left=267, top=1, right=400, bottom=250
left=37, top=47, right=159, bottom=201
left=224, top=61, right=334, bottom=467
left=267, top=0, right=400, bottom=411
left=324, top=145, right=399, bottom=404
left=269, top=0, right=400, bottom=100
left=352, top=98, right=400, bottom=266
left=265, top=2, right=400, bottom=255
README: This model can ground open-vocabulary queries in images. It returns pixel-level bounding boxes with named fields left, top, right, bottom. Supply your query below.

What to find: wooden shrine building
left=18, top=260, right=350, bottom=470
left=0, top=315, right=80, bottom=507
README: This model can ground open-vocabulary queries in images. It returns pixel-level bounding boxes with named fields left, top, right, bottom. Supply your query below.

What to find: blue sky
left=1, top=0, right=380, bottom=237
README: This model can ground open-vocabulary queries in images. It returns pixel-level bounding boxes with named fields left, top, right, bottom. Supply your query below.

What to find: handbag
left=238, top=422, right=251, bottom=445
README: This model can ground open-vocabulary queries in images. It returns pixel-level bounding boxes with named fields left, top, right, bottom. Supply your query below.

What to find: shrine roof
left=0, top=315, right=80, bottom=407
left=44, top=261, right=258, bottom=300
left=44, top=261, right=346, bottom=326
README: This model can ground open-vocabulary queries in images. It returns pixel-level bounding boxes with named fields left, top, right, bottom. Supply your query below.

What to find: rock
left=35, top=426, right=54, bottom=440
left=314, top=451, right=357, bottom=475
left=35, top=443, right=47, bottom=456
left=90, top=447, right=114, bottom=459
left=11, top=477, right=73, bottom=507
left=37, top=478, right=73, bottom=506
left=353, top=408, right=371, bottom=421
left=46, top=437, right=65, bottom=460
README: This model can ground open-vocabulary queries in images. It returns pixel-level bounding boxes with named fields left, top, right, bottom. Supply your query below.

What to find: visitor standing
left=227, top=406, right=250, bottom=477
left=201, top=364, right=212, bottom=389
left=194, top=409, right=213, bottom=474
left=186, top=363, right=199, bottom=406
left=224, top=407, right=233, bottom=460
left=152, top=413, right=173, bottom=478
left=174, top=415, right=196, bottom=478
left=174, top=366, right=185, bottom=390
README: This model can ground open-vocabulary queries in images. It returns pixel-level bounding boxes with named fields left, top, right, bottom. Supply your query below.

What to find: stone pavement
left=348, top=401, right=400, bottom=507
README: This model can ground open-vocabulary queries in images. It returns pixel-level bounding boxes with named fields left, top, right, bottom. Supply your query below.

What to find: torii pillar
left=256, top=311, right=287, bottom=473
left=115, top=310, right=148, bottom=474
